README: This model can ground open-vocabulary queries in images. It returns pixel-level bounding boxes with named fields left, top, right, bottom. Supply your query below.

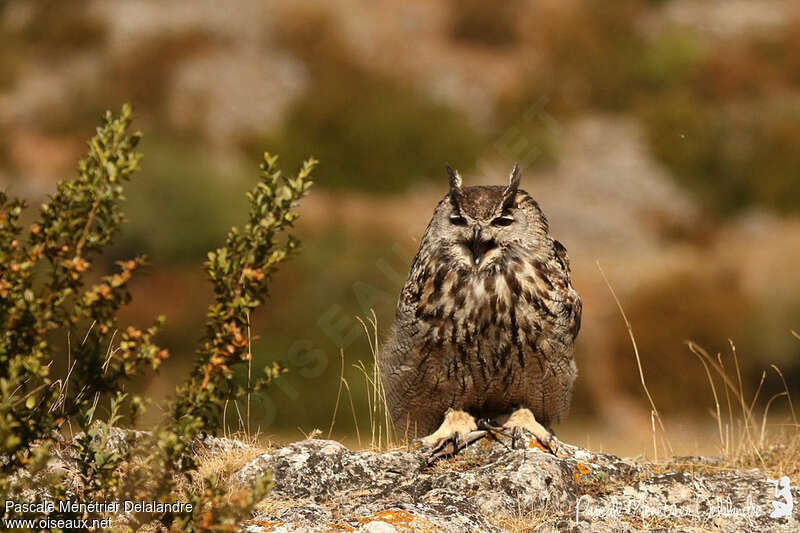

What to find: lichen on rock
left=234, top=438, right=799, bottom=532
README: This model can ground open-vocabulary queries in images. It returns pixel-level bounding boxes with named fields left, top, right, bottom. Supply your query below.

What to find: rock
left=234, top=438, right=799, bottom=533
left=64, top=425, right=247, bottom=458
left=355, top=521, right=398, bottom=533
left=194, top=433, right=250, bottom=454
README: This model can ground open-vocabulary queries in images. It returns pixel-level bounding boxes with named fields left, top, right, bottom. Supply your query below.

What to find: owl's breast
left=402, top=256, right=579, bottom=355
left=388, top=249, right=581, bottom=426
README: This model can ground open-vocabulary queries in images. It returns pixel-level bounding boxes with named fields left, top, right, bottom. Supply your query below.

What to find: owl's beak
left=472, top=226, right=481, bottom=246
left=469, top=226, right=495, bottom=266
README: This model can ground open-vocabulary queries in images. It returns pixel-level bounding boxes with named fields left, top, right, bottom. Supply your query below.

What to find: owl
left=380, top=164, right=581, bottom=461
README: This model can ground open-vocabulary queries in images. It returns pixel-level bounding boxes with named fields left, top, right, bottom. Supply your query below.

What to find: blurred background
left=1, top=0, right=799, bottom=457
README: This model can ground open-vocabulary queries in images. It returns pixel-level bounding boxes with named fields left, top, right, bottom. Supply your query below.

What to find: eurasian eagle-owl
left=380, top=164, right=581, bottom=459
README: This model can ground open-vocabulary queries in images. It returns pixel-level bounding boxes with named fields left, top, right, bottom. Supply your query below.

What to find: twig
left=75, top=194, right=102, bottom=258
left=246, top=310, right=253, bottom=437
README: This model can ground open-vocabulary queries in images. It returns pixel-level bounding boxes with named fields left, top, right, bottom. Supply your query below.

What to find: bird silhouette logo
left=768, top=476, right=794, bottom=519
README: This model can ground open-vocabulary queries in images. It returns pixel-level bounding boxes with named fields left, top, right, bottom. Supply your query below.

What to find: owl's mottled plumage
left=381, top=165, right=581, bottom=445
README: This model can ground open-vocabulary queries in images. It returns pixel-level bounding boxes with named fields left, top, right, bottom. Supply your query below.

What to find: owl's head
left=424, top=164, right=551, bottom=272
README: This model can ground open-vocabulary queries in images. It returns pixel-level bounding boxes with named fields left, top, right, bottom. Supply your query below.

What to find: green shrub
left=508, top=0, right=800, bottom=215
left=0, top=105, right=316, bottom=531
left=111, top=29, right=215, bottom=114
left=0, top=0, right=106, bottom=92
left=8, top=0, right=108, bottom=58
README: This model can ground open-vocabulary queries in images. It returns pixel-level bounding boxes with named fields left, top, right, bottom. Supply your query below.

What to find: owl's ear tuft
left=445, top=164, right=464, bottom=207
left=501, top=163, right=521, bottom=210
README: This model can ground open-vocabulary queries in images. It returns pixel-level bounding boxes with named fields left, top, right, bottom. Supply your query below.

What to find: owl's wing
left=552, top=240, right=571, bottom=273
left=394, top=252, right=430, bottom=324
left=570, top=291, right=582, bottom=337
left=553, top=239, right=581, bottom=337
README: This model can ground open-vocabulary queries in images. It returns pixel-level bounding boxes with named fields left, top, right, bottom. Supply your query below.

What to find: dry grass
left=487, top=500, right=559, bottom=533
left=253, top=497, right=301, bottom=517
left=171, top=432, right=274, bottom=506
left=600, top=260, right=799, bottom=473
left=328, top=309, right=397, bottom=451
left=195, top=445, right=271, bottom=488
left=598, top=261, right=673, bottom=460
left=618, top=513, right=719, bottom=533
left=685, top=341, right=799, bottom=481
left=429, top=441, right=497, bottom=474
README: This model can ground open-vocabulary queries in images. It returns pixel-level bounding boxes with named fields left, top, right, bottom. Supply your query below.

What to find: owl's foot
left=425, top=428, right=488, bottom=465
left=499, top=408, right=561, bottom=456
left=410, top=409, right=488, bottom=465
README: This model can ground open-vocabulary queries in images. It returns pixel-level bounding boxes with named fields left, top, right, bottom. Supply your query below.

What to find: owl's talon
left=475, top=418, right=503, bottom=433
left=429, top=431, right=460, bottom=460
left=547, top=435, right=567, bottom=457
left=511, top=426, right=522, bottom=450
left=426, top=429, right=487, bottom=465
left=500, top=407, right=564, bottom=456
left=413, top=409, right=484, bottom=464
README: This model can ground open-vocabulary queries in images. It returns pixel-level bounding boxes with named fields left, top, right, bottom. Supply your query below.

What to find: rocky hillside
left=8, top=427, right=797, bottom=531
left=229, top=437, right=798, bottom=532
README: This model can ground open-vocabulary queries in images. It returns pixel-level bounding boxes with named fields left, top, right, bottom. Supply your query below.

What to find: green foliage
left=111, top=29, right=214, bottom=113
left=0, top=105, right=166, bottom=496
left=72, top=392, right=128, bottom=500
left=171, top=153, right=315, bottom=452
left=521, top=0, right=651, bottom=113
left=0, top=0, right=106, bottom=92
left=0, top=0, right=107, bottom=59
left=0, top=105, right=316, bottom=531
left=636, top=30, right=705, bottom=94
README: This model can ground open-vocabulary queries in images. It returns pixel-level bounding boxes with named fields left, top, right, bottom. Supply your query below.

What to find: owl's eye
left=491, top=216, right=514, bottom=227
left=449, top=215, right=467, bottom=226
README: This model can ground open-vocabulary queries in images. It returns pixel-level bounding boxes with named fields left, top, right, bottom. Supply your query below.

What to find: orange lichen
left=355, top=509, right=436, bottom=532
left=251, top=507, right=439, bottom=532
left=573, top=462, right=593, bottom=483
left=527, top=438, right=549, bottom=451
left=245, top=520, right=286, bottom=531
left=357, top=509, right=416, bottom=527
